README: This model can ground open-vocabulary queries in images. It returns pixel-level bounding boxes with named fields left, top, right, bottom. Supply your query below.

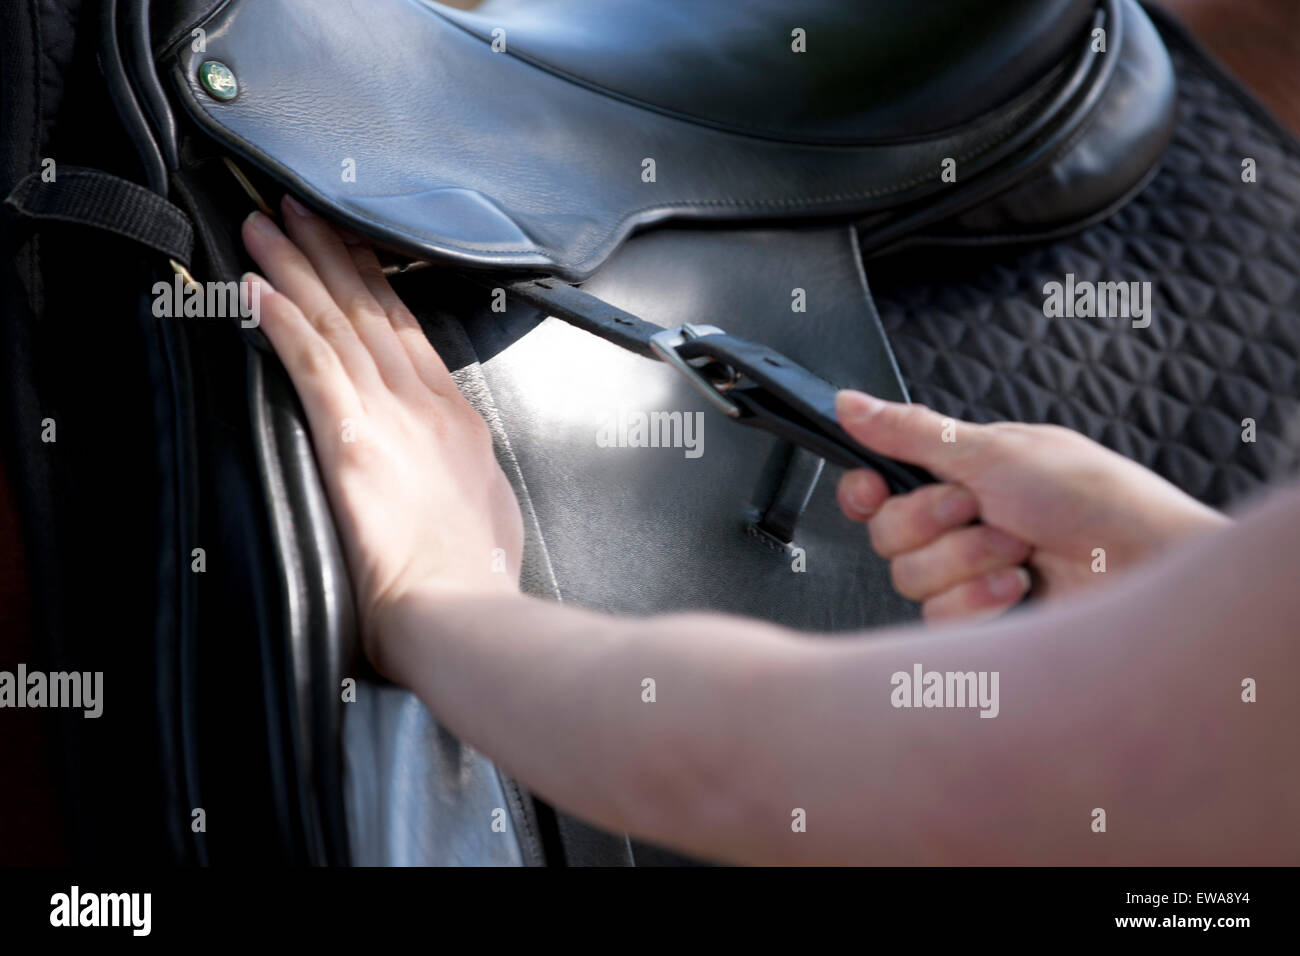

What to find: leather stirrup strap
left=497, top=276, right=933, bottom=494
left=4, top=166, right=929, bottom=495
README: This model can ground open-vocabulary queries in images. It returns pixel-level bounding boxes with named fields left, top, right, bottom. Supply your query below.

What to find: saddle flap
left=155, top=0, right=1174, bottom=280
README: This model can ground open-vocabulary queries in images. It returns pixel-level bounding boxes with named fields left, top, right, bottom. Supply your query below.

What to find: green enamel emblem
left=199, top=60, right=238, bottom=101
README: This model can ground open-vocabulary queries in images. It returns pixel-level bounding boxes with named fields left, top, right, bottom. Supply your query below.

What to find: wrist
left=362, top=575, right=522, bottom=679
left=1149, top=500, right=1230, bottom=551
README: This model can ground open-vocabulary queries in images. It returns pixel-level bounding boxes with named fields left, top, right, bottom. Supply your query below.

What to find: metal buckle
left=649, top=323, right=741, bottom=418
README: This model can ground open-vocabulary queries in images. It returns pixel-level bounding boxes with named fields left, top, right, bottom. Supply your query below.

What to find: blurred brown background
left=1152, top=0, right=1299, bottom=131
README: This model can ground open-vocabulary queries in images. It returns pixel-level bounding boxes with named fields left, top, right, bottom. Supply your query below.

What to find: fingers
left=921, top=566, right=1032, bottom=623
left=889, top=524, right=1031, bottom=601
left=241, top=271, right=363, bottom=435
left=278, top=195, right=424, bottom=395
left=866, top=483, right=979, bottom=558
left=835, top=390, right=986, bottom=481
left=839, top=468, right=1030, bottom=618
left=836, top=468, right=891, bottom=520
left=342, top=242, right=459, bottom=398
left=242, top=209, right=386, bottom=395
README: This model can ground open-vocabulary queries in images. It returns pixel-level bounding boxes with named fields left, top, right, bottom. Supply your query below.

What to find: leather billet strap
left=499, top=277, right=933, bottom=494
left=0, top=159, right=929, bottom=496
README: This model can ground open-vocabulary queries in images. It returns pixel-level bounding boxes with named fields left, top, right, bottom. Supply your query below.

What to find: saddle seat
left=445, top=0, right=1099, bottom=143
left=158, top=0, right=1175, bottom=279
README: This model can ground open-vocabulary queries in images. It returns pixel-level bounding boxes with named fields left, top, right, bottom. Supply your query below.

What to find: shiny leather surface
left=250, top=351, right=355, bottom=864
left=161, top=0, right=1172, bottom=279
left=344, top=683, right=539, bottom=866
left=932, top=0, right=1177, bottom=244
left=448, top=0, right=1096, bottom=142
left=449, top=226, right=919, bottom=628
left=149, top=0, right=229, bottom=56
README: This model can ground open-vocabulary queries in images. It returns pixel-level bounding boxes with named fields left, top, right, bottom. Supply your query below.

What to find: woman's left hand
left=241, top=196, right=525, bottom=666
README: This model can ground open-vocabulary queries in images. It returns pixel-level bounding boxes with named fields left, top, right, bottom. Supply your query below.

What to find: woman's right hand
left=834, top=390, right=1228, bottom=622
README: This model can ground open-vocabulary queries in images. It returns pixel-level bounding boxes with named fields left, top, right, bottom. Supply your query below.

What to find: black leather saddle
left=166, top=0, right=1172, bottom=275
left=1, top=0, right=1186, bottom=865
left=137, top=0, right=1175, bottom=489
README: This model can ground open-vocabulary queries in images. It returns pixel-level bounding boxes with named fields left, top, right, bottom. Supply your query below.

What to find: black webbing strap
left=496, top=276, right=933, bottom=494
left=4, top=166, right=193, bottom=265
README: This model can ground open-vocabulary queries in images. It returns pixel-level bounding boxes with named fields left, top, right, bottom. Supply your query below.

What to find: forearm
left=375, top=485, right=1300, bottom=865
left=374, top=587, right=806, bottom=850
left=807, top=483, right=1300, bottom=864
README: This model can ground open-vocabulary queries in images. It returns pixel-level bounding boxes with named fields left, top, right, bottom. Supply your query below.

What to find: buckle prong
left=649, top=324, right=742, bottom=418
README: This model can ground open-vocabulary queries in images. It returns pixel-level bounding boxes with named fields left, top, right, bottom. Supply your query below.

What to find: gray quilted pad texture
left=871, top=13, right=1300, bottom=508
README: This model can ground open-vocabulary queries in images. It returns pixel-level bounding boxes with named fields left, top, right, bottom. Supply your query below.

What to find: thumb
left=835, top=390, right=987, bottom=482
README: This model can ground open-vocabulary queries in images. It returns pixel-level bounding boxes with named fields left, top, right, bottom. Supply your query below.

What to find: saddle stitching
left=743, top=521, right=797, bottom=556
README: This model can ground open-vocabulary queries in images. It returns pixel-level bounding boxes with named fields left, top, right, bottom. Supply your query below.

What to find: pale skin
left=241, top=196, right=1300, bottom=865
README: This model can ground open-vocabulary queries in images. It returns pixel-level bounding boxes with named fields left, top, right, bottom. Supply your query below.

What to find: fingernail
left=247, top=210, right=278, bottom=236
left=836, top=389, right=885, bottom=424
left=283, top=194, right=310, bottom=217
left=989, top=566, right=1031, bottom=599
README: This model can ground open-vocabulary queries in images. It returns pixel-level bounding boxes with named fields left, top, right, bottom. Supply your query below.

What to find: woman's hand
left=241, top=197, right=524, bottom=664
left=834, top=391, right=1228, bottom=621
